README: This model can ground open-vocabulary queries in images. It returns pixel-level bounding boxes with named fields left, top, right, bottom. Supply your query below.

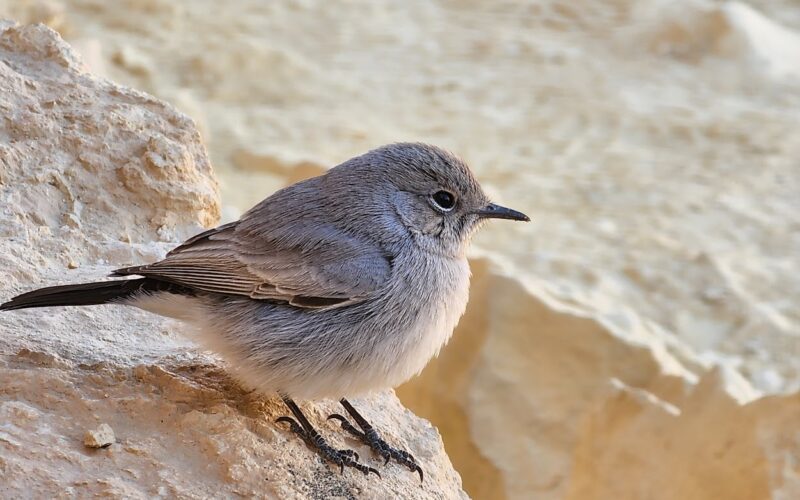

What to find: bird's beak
left=473, top=203, right=530, bottom=222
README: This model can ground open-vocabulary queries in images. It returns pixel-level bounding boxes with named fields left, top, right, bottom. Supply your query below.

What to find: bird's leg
left=276, top=396, right=379, bottom=477
left=328, top=398, right=424, bottom=481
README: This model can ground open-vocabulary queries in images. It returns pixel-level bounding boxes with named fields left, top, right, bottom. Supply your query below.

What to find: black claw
left=275, top=416, right=304, bottom=435
left=276, top=416, right=296, bottom=425
left=399, top=450, right=417, bottom=464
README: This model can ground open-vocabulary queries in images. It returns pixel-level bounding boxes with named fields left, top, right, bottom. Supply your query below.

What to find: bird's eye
left=431, top=190, right=456, bottom=211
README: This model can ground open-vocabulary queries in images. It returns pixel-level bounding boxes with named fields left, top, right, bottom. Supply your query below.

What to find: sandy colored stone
left=0, top=22, right=465, bottom=499
left=2, top=1, right=799, bottom=499
left=400, top=254, right=800, bottom=499
left=84, top=423, right=115, bottom=448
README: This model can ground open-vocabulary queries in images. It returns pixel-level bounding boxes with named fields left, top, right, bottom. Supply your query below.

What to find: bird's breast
left=373, top=252, right=471, bottom=388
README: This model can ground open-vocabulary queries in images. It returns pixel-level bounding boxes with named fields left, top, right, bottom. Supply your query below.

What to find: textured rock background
left=0, top=22, right=464, bottom=499
left=1, top=1, right=799, bottom=499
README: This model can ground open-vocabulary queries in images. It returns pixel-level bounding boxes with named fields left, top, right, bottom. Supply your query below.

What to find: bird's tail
left=0, top=278, right=152, bottom=311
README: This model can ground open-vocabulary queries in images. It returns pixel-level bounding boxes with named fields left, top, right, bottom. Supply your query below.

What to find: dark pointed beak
left=473, top=203, right=530, bottom=222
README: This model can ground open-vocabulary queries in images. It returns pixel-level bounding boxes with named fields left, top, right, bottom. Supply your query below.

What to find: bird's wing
left=113, top=218, right=393, bottom=309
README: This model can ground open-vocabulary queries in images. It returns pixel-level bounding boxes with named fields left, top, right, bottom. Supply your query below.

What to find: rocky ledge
left=0, top=22, right=465, bottom=499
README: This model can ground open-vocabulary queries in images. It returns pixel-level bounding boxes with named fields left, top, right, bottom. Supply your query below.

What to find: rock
left=84, top=423, right=115, bottom=449
left=8, top=2, right=800, bottom=498
left=643, top=1, right=800, bottom=80
left=0, top=22, right=464, bottom=499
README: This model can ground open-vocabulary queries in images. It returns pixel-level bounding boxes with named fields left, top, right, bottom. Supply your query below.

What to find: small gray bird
left=1, top=143, right=528, bottom=479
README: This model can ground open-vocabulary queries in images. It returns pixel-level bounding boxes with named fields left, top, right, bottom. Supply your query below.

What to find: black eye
left=431, top=190, right=456, bottom=211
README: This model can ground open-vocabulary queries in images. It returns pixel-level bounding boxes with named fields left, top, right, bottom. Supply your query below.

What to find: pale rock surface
left=2, top=1, right=799, bottom=499
left=0, top=22, right=465, bottom=499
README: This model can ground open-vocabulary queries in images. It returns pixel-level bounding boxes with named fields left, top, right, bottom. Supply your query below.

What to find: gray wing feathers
left=236, top=226, right=391, bottom=299
left=113, top=187, right=392, bottom=308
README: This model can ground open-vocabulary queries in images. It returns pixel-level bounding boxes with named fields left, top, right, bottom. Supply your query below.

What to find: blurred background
left=2, top=0, right=798, bottom=498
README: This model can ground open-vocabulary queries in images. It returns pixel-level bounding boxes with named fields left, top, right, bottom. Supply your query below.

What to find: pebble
left=84, top=423, right=115, bottom=449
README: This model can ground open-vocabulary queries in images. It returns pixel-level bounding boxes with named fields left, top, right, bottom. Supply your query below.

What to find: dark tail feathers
left=1, top=278, right=153, bottom=311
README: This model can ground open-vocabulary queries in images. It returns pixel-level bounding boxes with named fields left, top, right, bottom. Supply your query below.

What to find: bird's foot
left=328, top=400, right=424, bottom=481
left=277, top=399, right=379, bottom=478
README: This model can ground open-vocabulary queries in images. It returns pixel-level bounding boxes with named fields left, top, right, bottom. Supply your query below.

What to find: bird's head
left=327, top=143, right=529, bottom=257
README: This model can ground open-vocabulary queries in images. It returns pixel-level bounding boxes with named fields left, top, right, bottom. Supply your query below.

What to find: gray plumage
left=2, top=143, right=529, bottom=400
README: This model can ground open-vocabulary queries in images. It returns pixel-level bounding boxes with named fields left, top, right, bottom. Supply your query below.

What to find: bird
left=1, top=142, right=529, bottom=480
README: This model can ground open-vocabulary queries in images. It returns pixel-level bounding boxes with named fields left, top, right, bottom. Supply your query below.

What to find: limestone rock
left=5, top=1, right=800, bottom=498
left=84, top=423, right=116, bottom=448
left=0, top=22, right=465, bottom=499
